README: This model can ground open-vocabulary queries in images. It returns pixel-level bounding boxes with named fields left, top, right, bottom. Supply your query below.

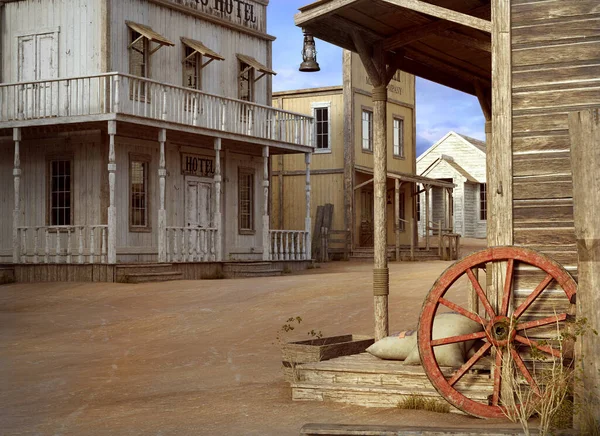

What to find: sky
left=266, top=1, right=486, bottom=156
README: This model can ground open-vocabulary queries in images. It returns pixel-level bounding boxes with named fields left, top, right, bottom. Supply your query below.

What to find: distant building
left=271, top=51, right=453, bottom=258
left=417, top=132, right=487, bottom=239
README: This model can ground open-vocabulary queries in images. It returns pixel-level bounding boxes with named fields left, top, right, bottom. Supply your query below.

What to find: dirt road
left=1, top=243, right=521, bottom=435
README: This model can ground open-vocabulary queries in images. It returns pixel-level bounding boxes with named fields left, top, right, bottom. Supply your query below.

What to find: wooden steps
left=350, top=248, right=441, bottom=261
left=289, top=353, right=493, bottom=413
left=223, top=262, right=283, bottom=278
left=116, top=264, right=183, bottom=283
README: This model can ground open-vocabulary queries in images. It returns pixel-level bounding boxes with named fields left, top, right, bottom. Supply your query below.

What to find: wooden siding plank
left=513, top=176, right=573, bottom=200
left=513, top=64, right=600, bottom=90
left=514, top=227, right=576, bottom=247
left=513, top=40, right=600, bottom=68
left=513, top=16, right=600, bottom=45
left=512, top=153, right=571, bottom=177
left=512, top=1, right=600, bottom=25
left=513, top=85, right=600, bottom=111
left=512, top=134, right=571, bottom=153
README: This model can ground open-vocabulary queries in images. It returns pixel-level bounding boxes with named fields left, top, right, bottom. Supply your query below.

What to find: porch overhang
left=294, top=0, right=491, bottom=97
left=355, top=165, right=455, bottom=189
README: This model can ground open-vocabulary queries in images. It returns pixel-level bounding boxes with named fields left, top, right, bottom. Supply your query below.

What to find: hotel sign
left=171, top=0, right=264, bottom=31
left=181, top=153, right=215, bottom=178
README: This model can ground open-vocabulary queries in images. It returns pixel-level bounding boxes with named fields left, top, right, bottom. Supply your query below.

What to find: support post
left=13, top=128, right=22, bottom=263
left=305, top=152, right=312, bottom=260
left=438, top=220, right=442, bottom=258
left=158, top=129, right=167, bottom=262
left=107, top=121, right=117, bottom=264
left=394, top=179, right=400, bottom=262
left=410, top=217, right=415, bottom=261
left=262, top=146, right=270, bottom=261
left=425, top=185, right=430, bottom=250
left=569, top=108, right=600, bottom=426
left=213, top=138, right=223, bottom=261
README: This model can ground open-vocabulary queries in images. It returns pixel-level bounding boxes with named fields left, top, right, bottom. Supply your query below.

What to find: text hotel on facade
left=0, top=0, right=315, bottom=280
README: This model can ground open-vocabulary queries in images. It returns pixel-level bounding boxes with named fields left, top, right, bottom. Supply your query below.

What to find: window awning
left=126, top=21, right=174, bottom=48
left=236, top=54, right=276, bottom=76
left=181, top=37, right=225, bottom=62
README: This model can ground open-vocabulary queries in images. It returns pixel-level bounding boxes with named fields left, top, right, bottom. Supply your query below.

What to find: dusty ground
left=1, top=238, right=523, bottom=435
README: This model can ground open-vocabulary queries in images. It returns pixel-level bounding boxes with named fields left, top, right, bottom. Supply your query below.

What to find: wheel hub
left=486, top=316, right=515, bottom=347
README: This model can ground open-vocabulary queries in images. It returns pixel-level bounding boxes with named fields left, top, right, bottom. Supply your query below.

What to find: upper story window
left=48, top=158, right=72, bottom=226
left=126, top=21, right=174, bottom=83
left=236, top=54, right=276, bottom=103
left=181, top=37, right=224, bottom=91
left=312, top=102, right=331, bottom=151
left=393, top=117, right=404, bottom=158
left=479, top=183, right=487, bottom=221
left=362, top=109, right=373, bottom=151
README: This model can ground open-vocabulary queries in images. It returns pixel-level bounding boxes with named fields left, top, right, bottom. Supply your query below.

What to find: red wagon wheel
left=418, top=246, right=577, bottom=419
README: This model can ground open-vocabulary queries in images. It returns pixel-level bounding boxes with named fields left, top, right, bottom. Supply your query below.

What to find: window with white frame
left=239, top=168, right=255, bottom=233
left=479, top=183, right=487, bottom=220
left=130, top=155, right=150, bottom=230
left=362, top=109, right=373, bottom=151
left=312, top=102, right=331, bottom=151
left=393, top=117, right=404, bottom=158
left=48, top=158, right=72, bottom=226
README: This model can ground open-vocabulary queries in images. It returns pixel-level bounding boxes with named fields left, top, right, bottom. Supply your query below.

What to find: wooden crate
left=282, top=335, right=374, bottom=382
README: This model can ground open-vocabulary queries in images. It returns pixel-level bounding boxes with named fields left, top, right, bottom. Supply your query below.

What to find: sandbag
left=366, top=330, right=417, bottom=360
left=404, top=312, right=484, bottom=367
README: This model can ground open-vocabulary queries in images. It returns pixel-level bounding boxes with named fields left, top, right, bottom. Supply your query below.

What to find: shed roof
left=294, top=0, right=491, bottom=96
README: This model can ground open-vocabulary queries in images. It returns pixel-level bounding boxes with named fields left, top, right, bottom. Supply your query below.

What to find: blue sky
left=267, top=1, right=486, bottom=156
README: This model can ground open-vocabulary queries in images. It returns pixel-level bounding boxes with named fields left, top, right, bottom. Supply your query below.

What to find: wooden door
left=185, top=178, right=212, bottom=227
left=17, top=35, right=36, bottom=117
left=359, top=190, right=374, bottom=247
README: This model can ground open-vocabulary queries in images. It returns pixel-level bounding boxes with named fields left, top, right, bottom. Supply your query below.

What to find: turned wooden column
left=569, top=108, right=600, bottom=425
left=13, top=128, right=22, bottom=263
left=213, top=138, right=223, bottom=261
left=305, top=152, right=312, bottom=260
left=158, top=129, right=167, bottom=263
left=107, top=120, right=117, bottom=264
left=262, top=145, right=270, bottom=261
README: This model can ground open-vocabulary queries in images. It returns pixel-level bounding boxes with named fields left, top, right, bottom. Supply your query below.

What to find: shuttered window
left=238, top=61, right=254, bottom=102
left=239, top=168, right=254, bottom=233
left=49, top=159, right=72, bottom=226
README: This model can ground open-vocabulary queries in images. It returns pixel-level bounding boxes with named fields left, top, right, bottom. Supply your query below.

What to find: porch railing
left=166, top=226, right=218, bottom=262
left=269, top=230, right=309, bottom=261
left=16, top=225, right=108, bottom=264
left=0, top=73, right=314, bottom=147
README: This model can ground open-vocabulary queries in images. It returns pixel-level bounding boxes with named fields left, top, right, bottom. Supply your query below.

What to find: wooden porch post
left=394, top=179, right=400, bottom=262
left=107, top=121, right=117, bottom=264
left=569, top=108, right=600, bottom=425
left=305, top=152, right=312, bottom=260
left=213, top=138, right=223, bottom=261
left=13, top=128, right=22, bottom=263
left=158, top=129, right=167, bottom=263
left=425, top=185, right=430, bottom=250
left=262, top=145, right=270, bottom=261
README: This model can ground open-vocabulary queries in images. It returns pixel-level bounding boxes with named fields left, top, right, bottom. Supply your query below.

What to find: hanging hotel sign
left=170, top=0, right=265, bottom=32
left=181, top=153, right=215, bottom=177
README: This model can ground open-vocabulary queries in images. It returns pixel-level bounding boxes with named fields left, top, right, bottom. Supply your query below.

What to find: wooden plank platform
left=289, top=353, right=494, bottom=413
left=300, top=423, right=534, bottom=435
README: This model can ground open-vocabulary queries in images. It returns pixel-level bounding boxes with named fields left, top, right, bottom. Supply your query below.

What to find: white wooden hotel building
left=0, top=0, right=314, bottom=281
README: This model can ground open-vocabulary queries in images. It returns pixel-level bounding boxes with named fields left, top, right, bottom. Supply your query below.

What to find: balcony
left=0, top=73, right=314, bottom=149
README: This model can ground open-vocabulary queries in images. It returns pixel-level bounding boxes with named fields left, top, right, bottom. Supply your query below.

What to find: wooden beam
left=295, top=0, right=357, bottom=27
left=439, top=30, right=491, bottom=53
left=350, top=30, right=383, bottom=86
left=354, top=177, right=374, bottom=191
left=474, top=81, right=492, bottom=122
left=380, top=0, right=491, bottom=33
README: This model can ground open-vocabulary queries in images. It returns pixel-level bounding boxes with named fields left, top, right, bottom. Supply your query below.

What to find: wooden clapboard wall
left=511, top=0, right=600, bottom=271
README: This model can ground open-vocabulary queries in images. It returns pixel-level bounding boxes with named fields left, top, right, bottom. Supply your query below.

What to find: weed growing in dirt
left=397, top=395, right=450, bottom=414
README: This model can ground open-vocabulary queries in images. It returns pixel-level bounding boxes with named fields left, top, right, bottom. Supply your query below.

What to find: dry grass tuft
left=397, top=395, right=451, bottom=414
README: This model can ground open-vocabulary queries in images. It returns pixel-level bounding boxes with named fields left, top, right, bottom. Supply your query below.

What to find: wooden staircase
left=223, top=262, right=283, bottom=278
left=350, top=247, right=442, bottom=261
left=116, top=263, right=183, bottom=283
left=289, top=353, right=493, bottom=413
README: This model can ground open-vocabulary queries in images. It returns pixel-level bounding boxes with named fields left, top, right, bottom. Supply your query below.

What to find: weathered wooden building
left=417, top=131, right=487, bottom=239
left=272, top=51, right=453, bottom=258
left=0, top=0, right=315, bottom=282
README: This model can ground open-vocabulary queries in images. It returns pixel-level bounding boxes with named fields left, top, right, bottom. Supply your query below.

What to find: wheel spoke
left=510, top=348, right=542, bottom=397
left=500, top=259, right=515, bottom=316
left=448, top=342, right=492, bottom=387
left=515, top=334, right=562, bottom=358
left=492, top=350, right=503, bottom=406
left=517, top=313, right=568, bottom=331
left=466, top=268, right=496, bottom=319
left=513, top=273, right=554, bottom=319
left=432, top=331, right=487, bottom=347
left=439, top=297, right=484, bottom=325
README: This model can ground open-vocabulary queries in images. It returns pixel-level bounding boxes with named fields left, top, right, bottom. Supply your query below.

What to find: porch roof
left=294, top=0, right=491, bottom=96
left=355, top=165, right=455, bottom=188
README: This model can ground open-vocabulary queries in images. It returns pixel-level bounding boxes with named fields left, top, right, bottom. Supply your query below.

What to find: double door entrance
left=185, top=177, right=213, bottom=228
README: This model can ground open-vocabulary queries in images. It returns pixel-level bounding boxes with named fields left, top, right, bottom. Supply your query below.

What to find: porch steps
left=0, top=265, right=16, bottom=284
left=350, top=247, right=442, bottom=261
left=223, top=262, right=283, bottom=279
left=289, top=352, right=493, bottom=413
left=116, top=263, right=183, bottom=283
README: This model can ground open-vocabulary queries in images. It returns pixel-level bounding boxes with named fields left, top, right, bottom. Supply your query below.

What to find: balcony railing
left=0, top=73, right=314, bottom=147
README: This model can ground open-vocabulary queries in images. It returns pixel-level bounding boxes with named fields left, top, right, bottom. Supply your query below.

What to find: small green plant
left=397, top=395, right=450, bottom=414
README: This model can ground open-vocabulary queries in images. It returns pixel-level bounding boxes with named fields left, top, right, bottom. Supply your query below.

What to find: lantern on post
left=299, top=30, right=321, bottom=72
